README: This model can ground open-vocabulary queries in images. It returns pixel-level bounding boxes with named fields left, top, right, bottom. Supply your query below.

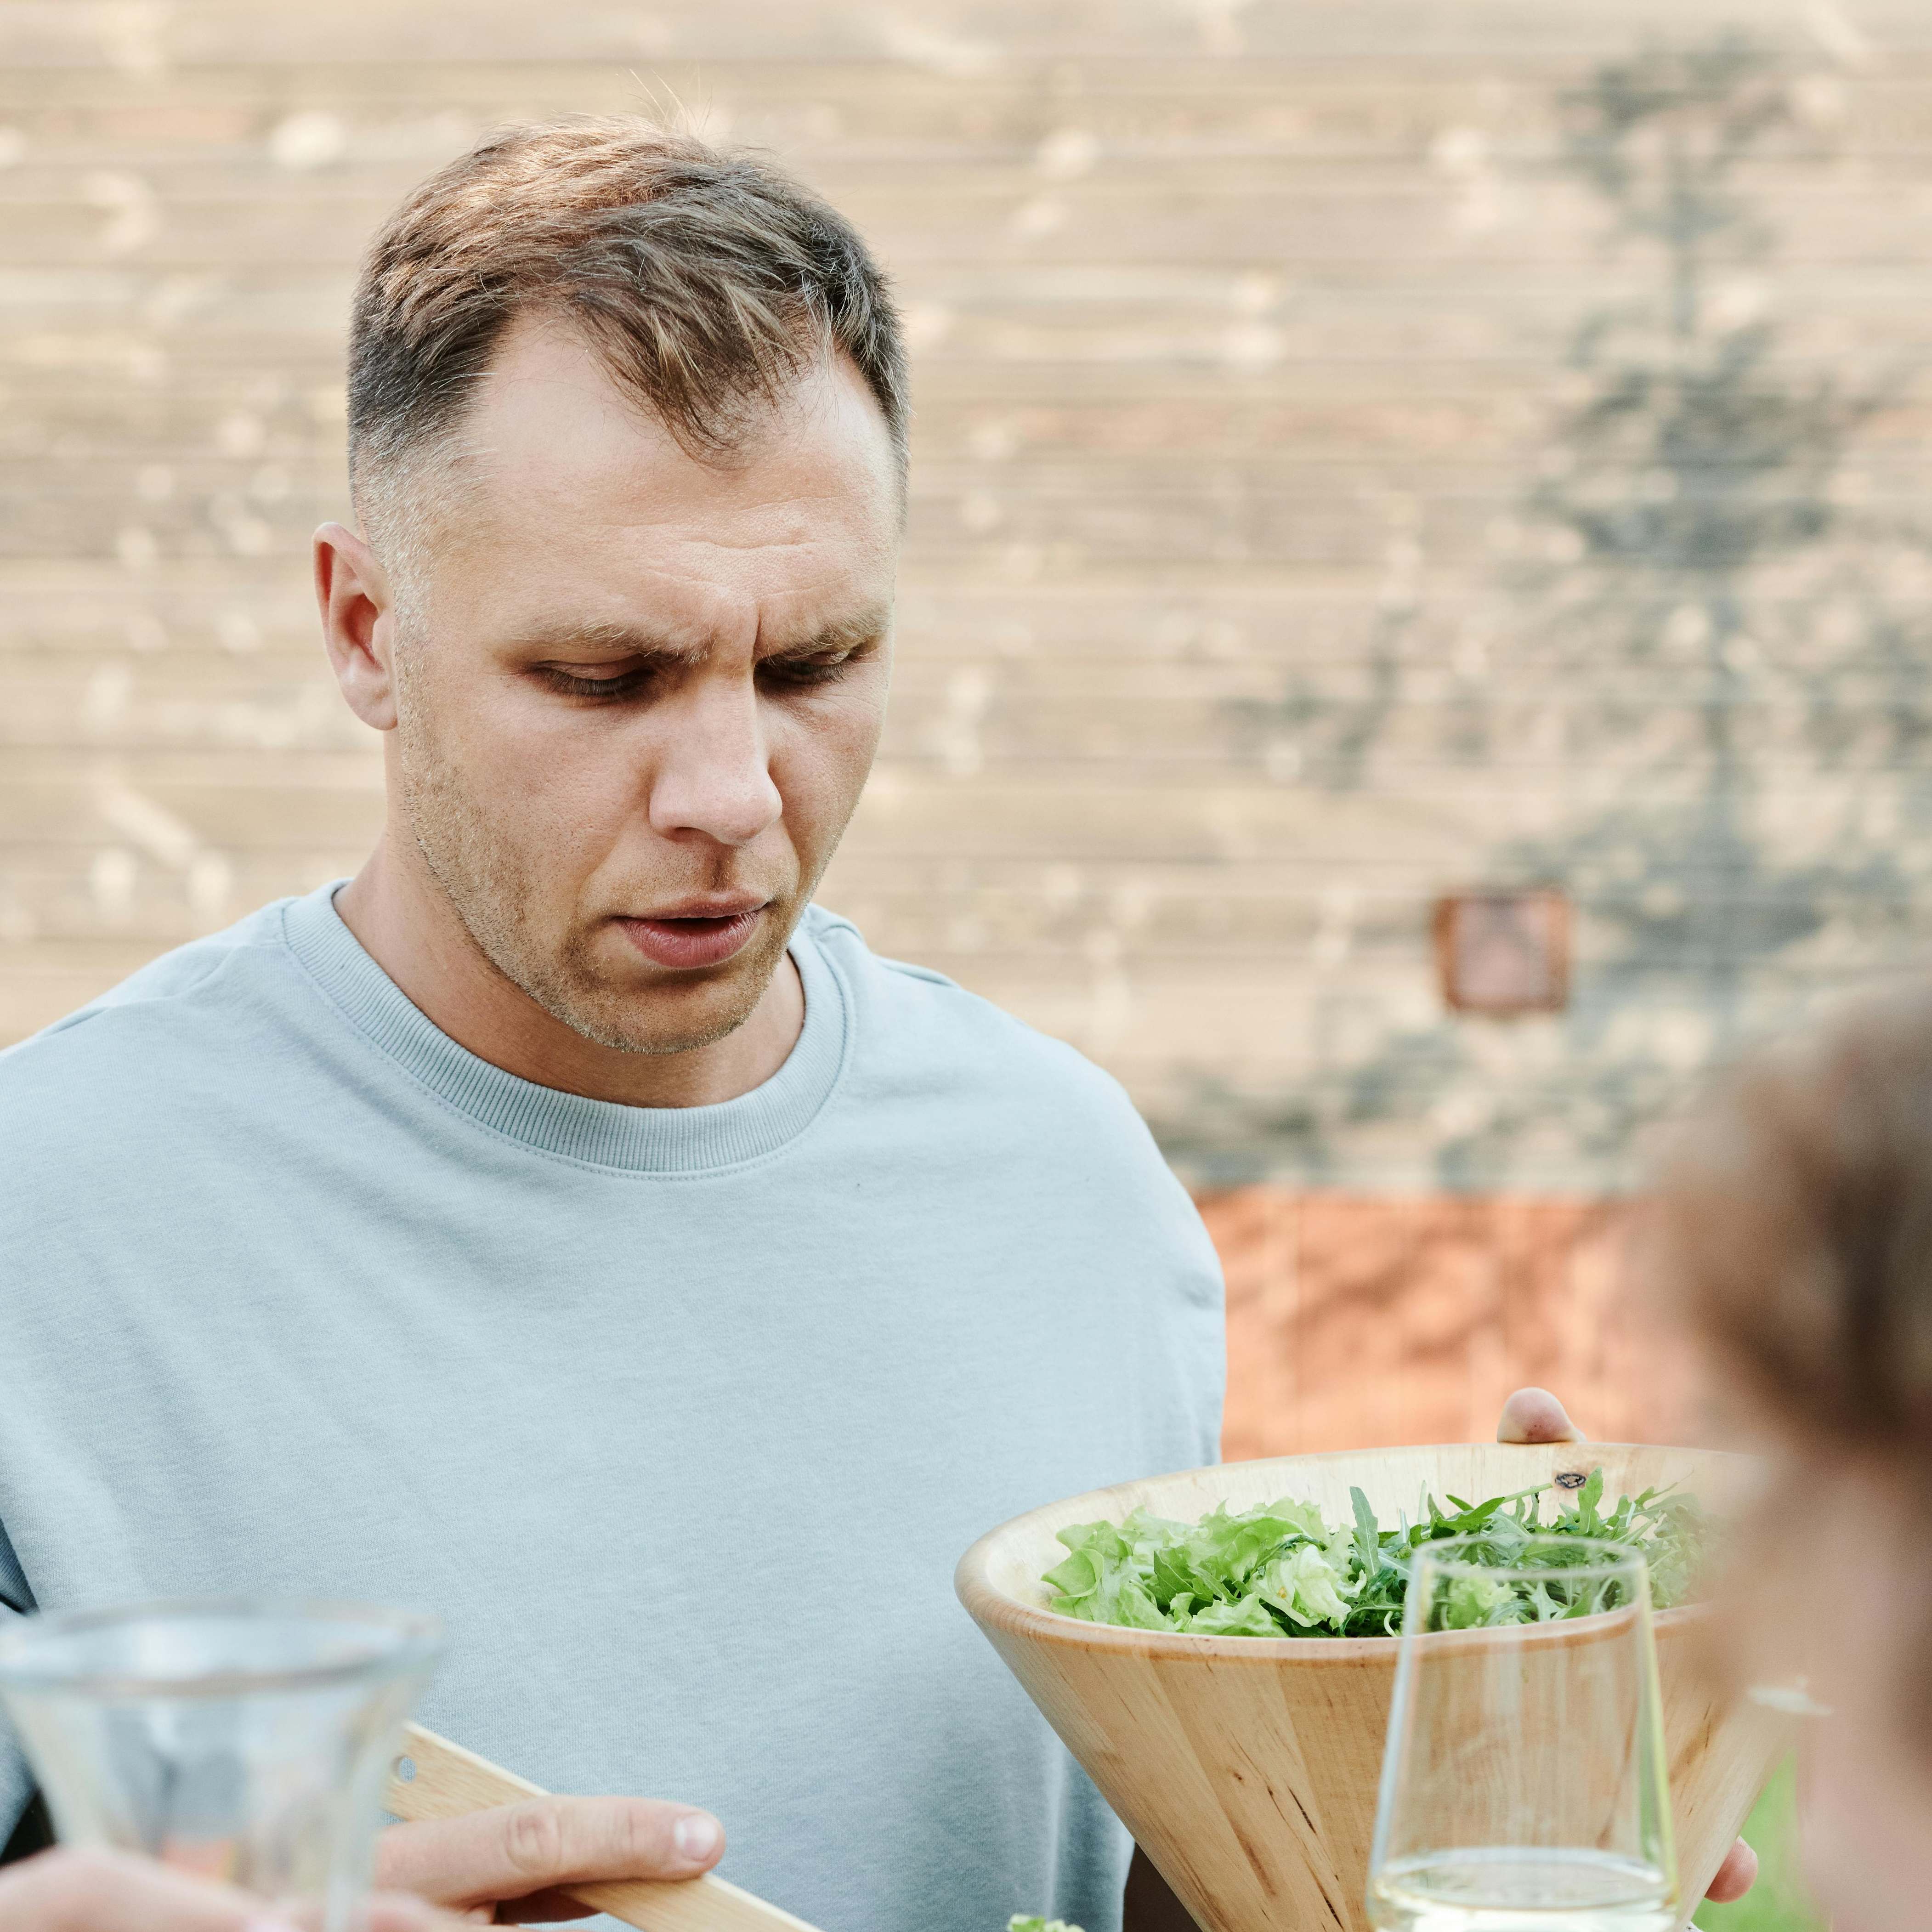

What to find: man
left=0, top=121, right=1752, bottom=1931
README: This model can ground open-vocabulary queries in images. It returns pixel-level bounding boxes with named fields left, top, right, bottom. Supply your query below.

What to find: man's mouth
left=614, top=902, right=768, bottom=971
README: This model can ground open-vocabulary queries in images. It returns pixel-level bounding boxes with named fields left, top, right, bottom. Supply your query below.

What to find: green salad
left=1040, top=1467, right=1699, bottom=1637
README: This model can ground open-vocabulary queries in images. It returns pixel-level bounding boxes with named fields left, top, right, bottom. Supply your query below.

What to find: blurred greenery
left=1694, top=1762, right=1822, bottom=1932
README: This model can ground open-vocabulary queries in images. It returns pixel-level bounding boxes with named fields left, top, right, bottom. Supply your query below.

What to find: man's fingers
left=376, top=1796, right=725, bottom=1909
left=1496, top=1386, right=1584, bottom=1444
left=0, top=1847, right=266, bottom=1932
left=1703, top=1838, right=1758, bottom=1904
left=0, top=1851, right=468, bottom=1932
left=365, top=1896, right=476, bottom=1932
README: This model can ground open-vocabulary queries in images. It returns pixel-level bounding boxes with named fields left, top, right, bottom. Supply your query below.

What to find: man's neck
left=332, top=838, right=805, bottom=1109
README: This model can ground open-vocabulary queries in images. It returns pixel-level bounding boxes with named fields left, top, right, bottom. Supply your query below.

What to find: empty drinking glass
left=0, top=1598, right=441, bottom=1931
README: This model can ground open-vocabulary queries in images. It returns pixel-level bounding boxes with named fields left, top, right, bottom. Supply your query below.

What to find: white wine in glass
left=1367, top=1535, right=1678, bottom=1932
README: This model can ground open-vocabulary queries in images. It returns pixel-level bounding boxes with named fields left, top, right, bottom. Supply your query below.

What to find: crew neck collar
left=281, top=884, right=848, bottom=1173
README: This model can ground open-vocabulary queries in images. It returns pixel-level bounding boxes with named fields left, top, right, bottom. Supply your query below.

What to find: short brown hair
left=1656, top=986, right=1932, bottom=1460
left=347, top=117, right=908, bottom=509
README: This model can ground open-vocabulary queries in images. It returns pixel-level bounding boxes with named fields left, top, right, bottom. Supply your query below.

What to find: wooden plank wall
left=3, top=2, right=1930, bottom=1206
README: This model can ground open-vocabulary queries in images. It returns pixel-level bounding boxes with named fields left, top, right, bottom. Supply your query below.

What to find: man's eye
left=538, top=667, right=655, bottom=701
left=759, top=652, right=856, bottom=688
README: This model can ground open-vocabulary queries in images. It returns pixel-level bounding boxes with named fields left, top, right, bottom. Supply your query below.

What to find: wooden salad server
left=382, top=1723, right=824, bottom=1932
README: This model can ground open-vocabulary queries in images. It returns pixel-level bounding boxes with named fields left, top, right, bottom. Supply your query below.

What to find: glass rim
left=1410, top=1532, right=1653, bottom=1586
left=0, top=1597, right=444, bottom=1699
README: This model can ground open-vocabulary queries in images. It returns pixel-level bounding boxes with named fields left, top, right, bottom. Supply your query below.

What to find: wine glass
left=1367, top=1535, right=1678, bottom=1932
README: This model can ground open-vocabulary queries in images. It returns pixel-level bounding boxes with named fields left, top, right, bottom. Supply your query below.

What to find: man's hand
left=0, top=1798, right=726, bottom=1932
left=1495, top=1385, right=1584, bottom=1444
left=1700, top=1841, right=1759, bottom=1905
left=0, top=1847, right=455, bottom=1932
left=376, top=1794, right=725, bottom=1924
left=1492, top=1385, right=1760, bottom=1906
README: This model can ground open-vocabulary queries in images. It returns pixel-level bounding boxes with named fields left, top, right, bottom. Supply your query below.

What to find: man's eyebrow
left=508, top=611, right=890, bottom=660
left=511, top=619, right=705, bottom=662
left=761, top=610, right=892, bottom=657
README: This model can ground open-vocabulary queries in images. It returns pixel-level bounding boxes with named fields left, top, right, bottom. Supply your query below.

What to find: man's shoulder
left=804, top=907, right=1223, bottom=1330
left=804, top=905, right=1143, bottom=1125
left=0, top=897, right=302, bottom=1105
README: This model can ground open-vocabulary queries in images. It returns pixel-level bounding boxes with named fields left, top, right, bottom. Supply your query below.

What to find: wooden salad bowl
left=956, top=1442, right=1790, bottom=1932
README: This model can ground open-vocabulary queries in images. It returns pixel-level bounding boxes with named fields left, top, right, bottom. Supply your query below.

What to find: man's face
left=382, top=317, right=899, bottom=1055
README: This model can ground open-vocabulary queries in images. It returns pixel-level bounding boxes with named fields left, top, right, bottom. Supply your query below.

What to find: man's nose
left=645, top=671, right=784, bottom=848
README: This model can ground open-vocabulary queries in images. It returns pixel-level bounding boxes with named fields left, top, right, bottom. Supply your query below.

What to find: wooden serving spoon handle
left=382, top=1723, right=825, bottom=1932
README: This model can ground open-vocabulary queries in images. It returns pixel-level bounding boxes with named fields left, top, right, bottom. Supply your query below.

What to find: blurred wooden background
left=2, top=1, right=1927, bottom=1450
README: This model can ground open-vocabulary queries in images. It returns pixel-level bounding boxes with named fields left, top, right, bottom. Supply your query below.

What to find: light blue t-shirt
left=0, top=886, right=1223, bottom=1932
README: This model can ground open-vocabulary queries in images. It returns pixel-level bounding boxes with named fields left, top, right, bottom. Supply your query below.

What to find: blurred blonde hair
left=1656, top=984, right=1932, bottom=1459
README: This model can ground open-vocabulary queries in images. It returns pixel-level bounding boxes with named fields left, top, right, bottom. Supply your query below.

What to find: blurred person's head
left=1653, top=989, right=1932, bottom=1932
left=315, top=119, right=907, bottom=1058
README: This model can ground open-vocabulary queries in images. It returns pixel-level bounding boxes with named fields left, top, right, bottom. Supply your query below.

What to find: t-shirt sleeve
left=0, top=1520, right=31, bottom=1617
left=0, top=1695, right=27, bottom=1845
left=0, top=1518, right=36, bottom=1837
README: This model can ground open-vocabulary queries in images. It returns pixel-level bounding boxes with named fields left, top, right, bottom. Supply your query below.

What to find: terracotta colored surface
left=1203, top=1187, right=1696, bottom=1460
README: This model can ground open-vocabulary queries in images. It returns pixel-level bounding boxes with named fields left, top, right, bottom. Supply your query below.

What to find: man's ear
left=315, top=521, right=400, bottom=731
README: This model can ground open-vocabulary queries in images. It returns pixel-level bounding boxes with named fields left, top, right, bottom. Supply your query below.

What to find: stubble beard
left=393, top=689, right=792, bottom=1059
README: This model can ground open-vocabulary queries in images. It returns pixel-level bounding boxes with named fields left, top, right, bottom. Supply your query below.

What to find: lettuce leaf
left=1258, top=1542, right=1353, bottom=1630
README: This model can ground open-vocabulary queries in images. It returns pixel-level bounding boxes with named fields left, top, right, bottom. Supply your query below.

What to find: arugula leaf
left=1350, top=1487, right=1381, bottom=1578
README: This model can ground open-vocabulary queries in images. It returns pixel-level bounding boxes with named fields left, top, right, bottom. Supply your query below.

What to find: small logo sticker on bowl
left=1554, top=1471, right=1587, bottom=1490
